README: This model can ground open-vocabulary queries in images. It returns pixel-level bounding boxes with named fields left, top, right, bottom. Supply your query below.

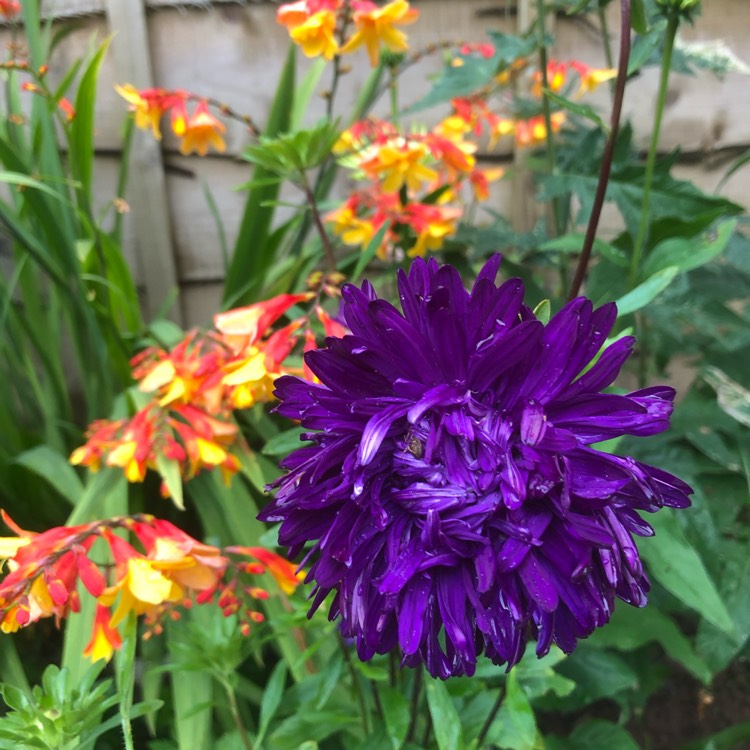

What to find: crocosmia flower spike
left=260, top=256, right=693, bottom=679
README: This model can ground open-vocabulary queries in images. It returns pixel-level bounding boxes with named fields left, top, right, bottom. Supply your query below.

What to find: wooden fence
left=2, top=0, right=749, bottom=325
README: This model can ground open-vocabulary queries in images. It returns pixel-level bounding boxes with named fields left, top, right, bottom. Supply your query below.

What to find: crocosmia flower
left=261, top=256, right=692, bottom=679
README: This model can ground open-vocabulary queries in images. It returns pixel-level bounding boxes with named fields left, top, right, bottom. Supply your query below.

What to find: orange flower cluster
left=0, top=512, right=302, bottom=662
left=115, top=85, right=227, bottom=156
left=443, top=48, right=615, bottom=150
left=71, top=293, right=312, bottom=495
left=277, top=0, right=418, bottom=66
left=326, top=117, right=502, bottom=260
left=0, top=0, right=19, bottom=19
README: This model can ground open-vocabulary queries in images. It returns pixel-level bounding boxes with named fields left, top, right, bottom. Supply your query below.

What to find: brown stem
left=301, top=177, right=337, bottom=271
left=476, top=683, right=507, bottom=748
left=567, top=0, right=632, bottom=301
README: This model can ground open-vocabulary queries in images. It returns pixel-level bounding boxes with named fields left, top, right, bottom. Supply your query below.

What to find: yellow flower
left=179, top=102, right=227, bottom=156
left=83, top=605, right=122, bottom=663
left=290, top=11, right=339, bottom=60
left=341, top=0, right=419, bottom=67
left=326, top=204, right=377, bottom=248
left=359, top=140, right=437, bottom=194
left=100, top=557, right=183, bottom=628
left=114, top=84, right=171, bottom=140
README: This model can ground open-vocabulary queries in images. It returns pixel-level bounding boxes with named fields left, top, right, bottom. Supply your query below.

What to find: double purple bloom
left=260, top=256, right=692, bottom=679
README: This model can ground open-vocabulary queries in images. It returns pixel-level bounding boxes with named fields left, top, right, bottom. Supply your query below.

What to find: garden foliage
left=0, top=0, right=749, bottom=748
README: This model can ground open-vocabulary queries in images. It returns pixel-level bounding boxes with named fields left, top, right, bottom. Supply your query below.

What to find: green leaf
left=702, top=367, right=750, bottom=429
left=223, top=44, right=296, bottom=307
left=543, top=90, right=606, bottom=130
left=155, top=455, right=184, bottom=510
left=255, top=661, right=287, bottom=747
left=631, top=0, right=648, bottom=33
left=532, top=300, right=551, bottom=325
left=13, top=445, right=83, bottom=506
left=614, top=266, right=679, bottom=316
left=425, top=678, right=462, bottom=750
left=589, top=605, right=711, bottom=683
left=70, top=39, right=112, bottom=208
left=406, top=31, right=537, bottom=114
left=487, top=671, right=537, bottom=750
left=292, top=58, right=327, bottom=131
left=261, top=428, right=308, bottom=457
left=643, top=219, right=736, bottom=277
left=641, top=510, right=736, bottom=635
left=349, top=223, right=389, bottom=284
left=547, top=720, right=639, bottom=750
left=379, top=685, right=411, bottom=750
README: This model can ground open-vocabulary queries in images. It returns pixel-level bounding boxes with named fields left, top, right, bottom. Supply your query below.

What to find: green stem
left=535, top=0, right=564, bottom=237
left=476, top=684, right=507, bottom=748
left=389, top=64, right=399, bottom=123
left=221, top=677, right=254, bottom=750
left=405, top=666, right=423, bottom=743
left=598, top=5, right=615, bottom=78
left=336, top=632, right=371, bottom=735
left=628, top=15, right=679, bottom=288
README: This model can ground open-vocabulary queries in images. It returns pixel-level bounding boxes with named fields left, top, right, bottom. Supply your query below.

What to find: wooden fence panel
left=1, top=0, right=748, bottom=313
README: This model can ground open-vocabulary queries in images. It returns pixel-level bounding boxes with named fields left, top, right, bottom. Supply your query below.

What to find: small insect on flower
left=261, top=256, right=692, bottom=679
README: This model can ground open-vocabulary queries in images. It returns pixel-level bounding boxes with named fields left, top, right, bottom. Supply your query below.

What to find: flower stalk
left=568, top=0, right=632, bottom=300
left=628, top=14, right=680, bottom=288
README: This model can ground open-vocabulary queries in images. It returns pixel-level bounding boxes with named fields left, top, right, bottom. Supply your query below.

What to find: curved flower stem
left=389, top=64, right=400, bottom=123
left=336, top=631, right=371, bottom=735
left=327, top=3, right=353, bottom=121
left=476, top=683, right=507, bottom=748
left=567, top=0, right=632, bottom=301
left=535, top=0, right=564, bottom=238
left=628, top=14, right=679, bottom=289
left=219, top=676, right=254, bottom=750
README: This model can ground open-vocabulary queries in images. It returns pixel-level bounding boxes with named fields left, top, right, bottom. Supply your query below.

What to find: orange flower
left=359, top=139, right=437, bottom=194
left=115, top=84, right=178, bottom=139
left=227, top=546, right=304, bottom=595
left=515, top=112, right=565, bottom=148
left=402, top=203, right=461, bottom=257
left=341, top=0, right=419, bottom=67
left=178, top=101, right=226, bottom=156
left=83, top=604, right=123, bottom=663
left=278, top=0, right=341, bottom=60
left=0, top=0, right=20, bottom=19
left=570, top=61, right=616, bottom=95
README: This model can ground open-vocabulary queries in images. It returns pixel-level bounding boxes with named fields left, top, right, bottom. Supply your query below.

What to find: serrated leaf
left=543, top=90, right=606, bottom=130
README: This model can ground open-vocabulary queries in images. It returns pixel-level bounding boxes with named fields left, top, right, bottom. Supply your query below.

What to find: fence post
left=104, top=0, right=183, bottom=324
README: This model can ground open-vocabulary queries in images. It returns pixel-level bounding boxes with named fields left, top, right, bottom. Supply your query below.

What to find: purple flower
left=260, top=256, right=692, bottom=679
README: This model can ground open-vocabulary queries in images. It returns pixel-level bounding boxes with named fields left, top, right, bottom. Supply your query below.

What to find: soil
left=634, top=659, right=750, bottom=750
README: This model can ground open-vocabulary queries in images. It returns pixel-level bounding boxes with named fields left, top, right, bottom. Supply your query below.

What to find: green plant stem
left=476, top=684, right=507, bottom=748
left=336, top=632, right=371, bottom=735
left=598, top=5, right=616, bottom=80
left=389, top=64, right=399, bottom=123
left=567, top=0, right=632, bottom=300
left=405, top=666, right=423, bottom=743
left=535, top=0, right=563, bottom=237
left=221, top=677, right=254, bottom=750
left=628, top=14, right=679, bottom=289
